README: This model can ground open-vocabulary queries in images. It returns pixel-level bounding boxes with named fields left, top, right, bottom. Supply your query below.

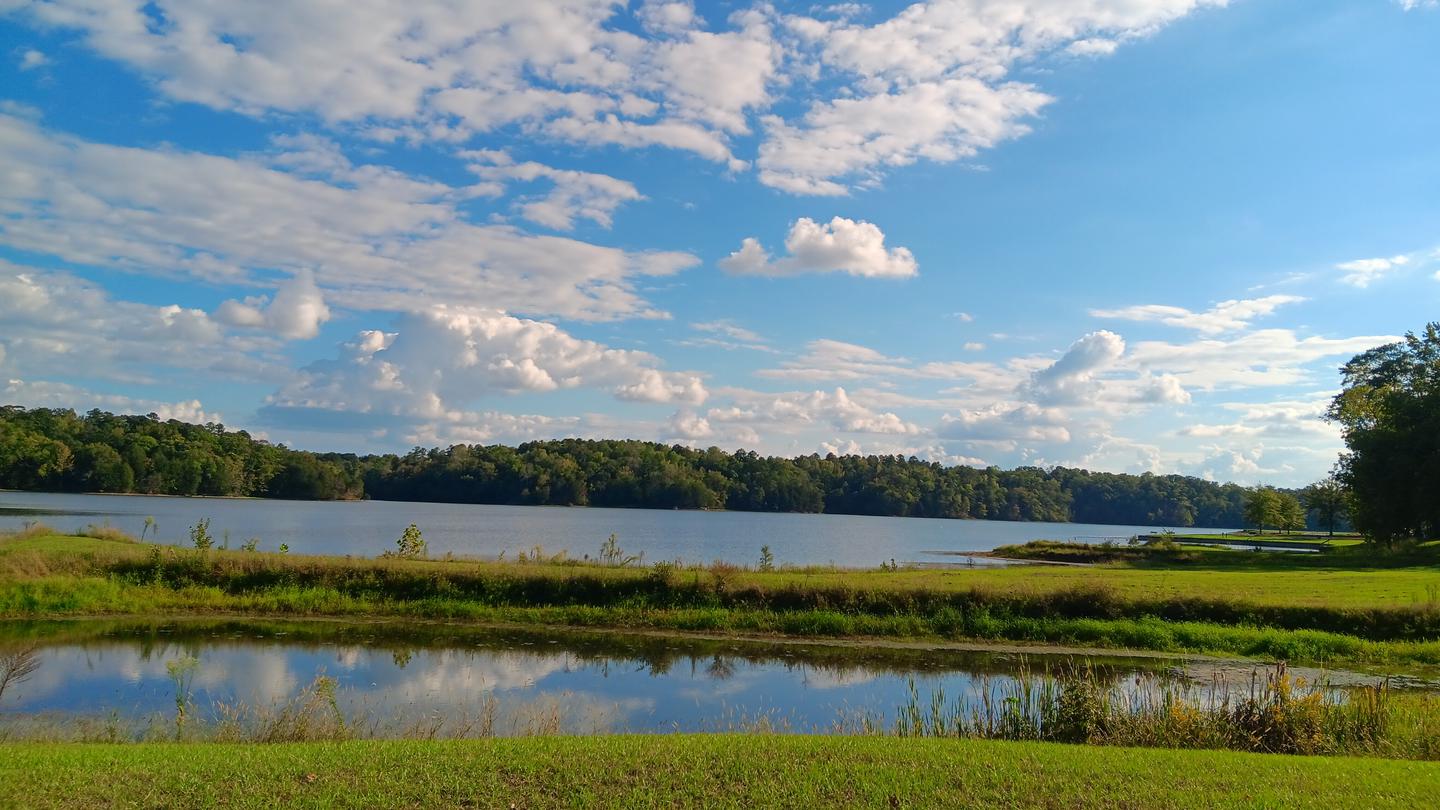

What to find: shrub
left=387, top=524, right=426, bottom=559
left=188, top=519, right=214, bottom=551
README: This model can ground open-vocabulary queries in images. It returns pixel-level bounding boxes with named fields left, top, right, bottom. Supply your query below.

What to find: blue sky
left=1, top=0, right=1436, bottom=486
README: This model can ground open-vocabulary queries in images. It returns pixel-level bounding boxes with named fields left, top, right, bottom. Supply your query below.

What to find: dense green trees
left=1300, top=476, right=1349, bottom=536
left=357, top=441, right=1249, bottom=526
left=1243, top=487, right=1306, bottom=533
left=1328, top=324, right=1440, bottom=544
left=0, top=407, right=362, bottom=499
left=0, top=406, right=1267, bottom=527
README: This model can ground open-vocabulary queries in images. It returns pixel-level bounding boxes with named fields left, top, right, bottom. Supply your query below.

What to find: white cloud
left=215, top=270, right=332, bottom=340
left=680, top=320, right=777, bottom=353
left=4, top=378, right=221, bottom=424
left=461, top=152, right=644, bottom=230
left=757, top=77, right=1051, bottom=195
left=0, top=113, right=696, bottom=322
left=720, top=217, right=917, bottom=278
left=3, top=0, right=1221, bottom=193
left=760, top=0, right=1225, bottom=193
left=1336, top=254, right=1410, bottom=287
left=269, top=306, right=708, bottom=424
left=637, top=1, right=698, bottom=36
left=667, top=409, right=714, bottom=440
left=18, top=49, right=48, bottom=70
left=710, top=387, right=920, bottom=435
left=1128, top=329, right=1396, bottom=390
left=1022, top=330, right=1126, bottom=405
left=937, top=403, right=1070, bottom=445
left=0, top=262, right=279, bottom=384
left=1090, top=295, right=1305, bottom=334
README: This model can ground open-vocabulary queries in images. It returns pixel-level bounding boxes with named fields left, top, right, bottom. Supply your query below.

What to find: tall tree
left=1244, top=487, right=1279, bottom=532
left=1300, top=476, right=1349, bottom=537
left=1327, top=324, right=1440, bottom=545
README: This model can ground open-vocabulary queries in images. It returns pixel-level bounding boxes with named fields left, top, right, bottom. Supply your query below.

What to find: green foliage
left=1328, top=324, right=1440, bottom=545
left=389, top=524, right=426, bottom=559
left=358, top=440, right=1258, bottom=525
left=1300, top=476, right=1350, bottom=536
left=758, top=545, right=775, bottom=572
left=1244, top=488, right=1304, bottom=533
left=165, top=656, right=199, bottom=739
left=0, top=407, right=361, bottom=500
left=188, top=519, right=214, bottom=551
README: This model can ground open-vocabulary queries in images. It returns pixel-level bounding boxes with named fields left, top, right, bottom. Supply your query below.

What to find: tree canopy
left=1328, top=323, right=1440, bottom=544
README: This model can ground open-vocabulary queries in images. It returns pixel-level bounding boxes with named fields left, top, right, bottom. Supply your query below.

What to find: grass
left=7, top=531, right=1440, bottom=666
left=3, top=736, right=1439, bottom=808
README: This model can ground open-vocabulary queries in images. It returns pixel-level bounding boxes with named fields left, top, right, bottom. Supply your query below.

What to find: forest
left=0, top=405, right=1260, bottom=527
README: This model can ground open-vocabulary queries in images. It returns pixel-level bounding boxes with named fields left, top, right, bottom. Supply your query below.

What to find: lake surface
left=0, top=491, right=1235, bottom=567
left=1, top=620, right=1403, bottom=740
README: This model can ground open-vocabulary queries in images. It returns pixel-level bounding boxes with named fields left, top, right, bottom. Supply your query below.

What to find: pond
left=0, top=620, right=1420, bottom=741
left=0, top=491, right=1234, bottom=567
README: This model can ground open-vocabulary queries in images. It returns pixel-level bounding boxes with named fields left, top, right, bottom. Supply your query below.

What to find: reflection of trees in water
left=5, top=618, right=1183, bottom=695
left=704, top=656, right=736, bottom=681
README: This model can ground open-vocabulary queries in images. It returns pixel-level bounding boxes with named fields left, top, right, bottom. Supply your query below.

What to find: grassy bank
left=6, top=531, right=1440, bottom=665
left=3, top=736, right=1438, bottom=809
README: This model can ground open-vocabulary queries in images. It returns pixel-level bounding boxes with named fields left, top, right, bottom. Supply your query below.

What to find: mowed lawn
left=3, top=736, right=1438, bottom=809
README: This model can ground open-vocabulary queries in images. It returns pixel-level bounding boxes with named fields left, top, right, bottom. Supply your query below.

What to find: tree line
left=1, top=404, right=1323, bottom=528
left=0, top=407, right=362, bottom=500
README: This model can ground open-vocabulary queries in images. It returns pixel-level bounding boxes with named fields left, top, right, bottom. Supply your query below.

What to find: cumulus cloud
left=215, top=271, right=332, bottom=340
left=269, top=306, right=707, bottom=425
left=720, top=217, right=917, bottom=278
left=1022, top=330, right=1126, bottom=405
left=1090, top=295, right=1305, bottom=335
left=1336, top=254, right=1410, bottom=287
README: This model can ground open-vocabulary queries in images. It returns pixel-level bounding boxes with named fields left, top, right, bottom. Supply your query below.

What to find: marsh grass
left=9, top=531, right=1440, bottom=664
left=881, top=662, right=1428, bottom=758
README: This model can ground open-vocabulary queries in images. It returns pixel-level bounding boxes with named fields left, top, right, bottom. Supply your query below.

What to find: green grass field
left=6, top=531, right=1440, bottom=665
left=3, top=735, right=1438, bottom=809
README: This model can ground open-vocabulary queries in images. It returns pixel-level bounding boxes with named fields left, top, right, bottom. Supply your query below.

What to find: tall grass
left=885, top=662, right=1438, bottom=759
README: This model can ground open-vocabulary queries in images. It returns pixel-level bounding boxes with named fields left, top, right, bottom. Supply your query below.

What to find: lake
left=0, top=620, right=1406, bottom=740
left=0, top=491, right=1234, bottom=567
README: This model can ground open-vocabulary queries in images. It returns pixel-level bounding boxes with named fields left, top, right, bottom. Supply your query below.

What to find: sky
left=0, top=0, right=1436, bottom=487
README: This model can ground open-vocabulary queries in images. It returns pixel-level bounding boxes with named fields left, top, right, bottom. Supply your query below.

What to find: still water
left=1, top=620, right=1387, bottom=738
left=0, top=491, right=1232, bottom=567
